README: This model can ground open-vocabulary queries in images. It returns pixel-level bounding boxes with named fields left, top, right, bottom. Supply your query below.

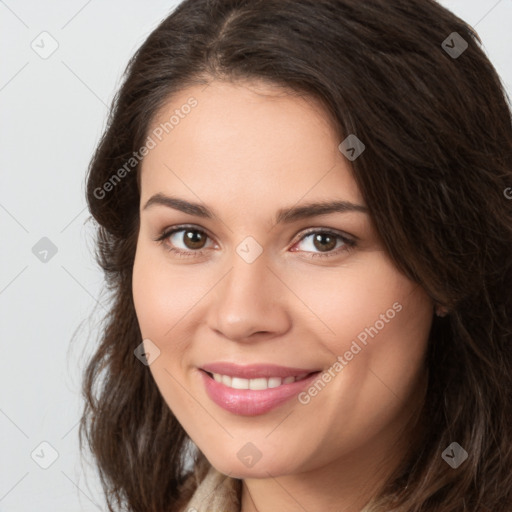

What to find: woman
left=80, top=0, right=512, bottom=511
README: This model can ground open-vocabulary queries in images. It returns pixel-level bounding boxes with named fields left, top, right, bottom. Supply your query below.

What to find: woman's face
left=132, top=80, right=434, bottom=479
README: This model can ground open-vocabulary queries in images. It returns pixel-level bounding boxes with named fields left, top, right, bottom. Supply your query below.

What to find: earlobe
left=434, top=305, right=449, bottom=317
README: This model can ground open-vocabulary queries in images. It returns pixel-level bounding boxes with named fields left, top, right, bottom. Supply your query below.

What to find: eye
left=291, top=229, right=356, bottom=258
left=154, top=225, right=215, bottom=258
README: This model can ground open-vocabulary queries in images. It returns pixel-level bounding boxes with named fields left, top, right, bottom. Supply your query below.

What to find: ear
left=434, top=305, right=449, bottom=317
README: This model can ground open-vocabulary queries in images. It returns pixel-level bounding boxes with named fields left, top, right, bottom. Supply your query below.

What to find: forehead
left=140, top=80, right=364, bottom=213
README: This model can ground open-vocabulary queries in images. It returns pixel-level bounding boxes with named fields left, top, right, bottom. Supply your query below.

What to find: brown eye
left=156, top=226, right=214, bottom=256
left=311, top=233, right=337, bottom=252
left=291, top=229, right=356, bottom=259
left=180, top=229, right=208, bottom=250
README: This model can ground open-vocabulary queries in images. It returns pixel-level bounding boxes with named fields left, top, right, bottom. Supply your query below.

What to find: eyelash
left=154, top=224, right=357, bottom=259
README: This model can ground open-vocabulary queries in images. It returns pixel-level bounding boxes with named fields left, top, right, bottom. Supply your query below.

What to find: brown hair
left=80, top=0, right=512, bottom=510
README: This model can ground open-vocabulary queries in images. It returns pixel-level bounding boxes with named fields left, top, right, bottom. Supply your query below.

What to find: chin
left=205, top=450, right=299, bottom=479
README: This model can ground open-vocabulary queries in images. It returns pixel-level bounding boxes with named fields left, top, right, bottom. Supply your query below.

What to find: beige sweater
left=179, top=464, right=242, bottom=512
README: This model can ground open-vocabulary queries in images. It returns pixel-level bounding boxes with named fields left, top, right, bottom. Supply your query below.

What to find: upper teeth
left=212, top=373, right=309, bottom=390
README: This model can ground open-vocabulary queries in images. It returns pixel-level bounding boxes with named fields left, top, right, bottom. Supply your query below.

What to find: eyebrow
left=143, top=193, right=369, bottom=224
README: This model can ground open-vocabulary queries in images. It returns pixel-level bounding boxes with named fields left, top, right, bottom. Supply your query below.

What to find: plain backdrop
left=1, top=1, right=511, bottom=510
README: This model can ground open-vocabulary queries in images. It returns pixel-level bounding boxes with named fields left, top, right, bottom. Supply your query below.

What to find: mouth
left=198, top=362, right=323, bottom=416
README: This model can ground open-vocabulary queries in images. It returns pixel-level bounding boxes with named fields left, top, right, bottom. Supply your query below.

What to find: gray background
left=1, top=1, right=511, bottom=510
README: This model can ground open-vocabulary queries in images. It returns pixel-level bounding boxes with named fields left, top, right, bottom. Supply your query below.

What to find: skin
left=132, top=79, right=434, bottom=512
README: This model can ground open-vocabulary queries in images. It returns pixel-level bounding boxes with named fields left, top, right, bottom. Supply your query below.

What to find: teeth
left=249, top=378, right=267, bottom=390
left=231, top=377, right=249, bottom=389
left=268, top=377, right=282, bottom=388
left=211, top=372, right=310, bottom=390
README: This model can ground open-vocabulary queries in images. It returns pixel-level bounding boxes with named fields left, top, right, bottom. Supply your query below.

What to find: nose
left=206, top=250, right=291, bottom=342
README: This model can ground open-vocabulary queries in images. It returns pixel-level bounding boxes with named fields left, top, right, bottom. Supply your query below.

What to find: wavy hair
left=80, top=0, right=512, bottom=510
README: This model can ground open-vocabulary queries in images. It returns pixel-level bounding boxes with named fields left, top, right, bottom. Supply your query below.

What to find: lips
left=199, top=362, right=322, bottom=415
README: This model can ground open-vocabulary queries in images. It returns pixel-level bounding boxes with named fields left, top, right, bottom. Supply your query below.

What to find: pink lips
left=199, top=362, right=321, bottom=416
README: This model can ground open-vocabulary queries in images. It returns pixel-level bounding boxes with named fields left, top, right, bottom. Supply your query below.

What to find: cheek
left=289, top=253, right=425, bottom=346
left=132, top=246, right=197, bottom=410
left=365, top=286, right=433, bottom=391
left=132, top=247, right=167, bottom=339
left=293, top=264, right=432, bottom=458
left=132, top=244, right=201, bottom=341
left=292, top=253, right=433, bottom=396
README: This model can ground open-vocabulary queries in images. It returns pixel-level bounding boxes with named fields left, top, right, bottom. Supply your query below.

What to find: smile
left=198, top=362, right=322, bottom=415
